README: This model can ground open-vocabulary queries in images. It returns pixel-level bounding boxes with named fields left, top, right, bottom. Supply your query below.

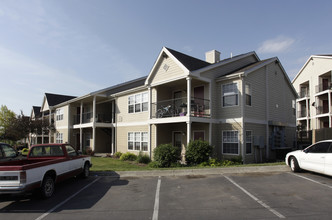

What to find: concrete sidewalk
left=91, top=165, right=290, bottom=178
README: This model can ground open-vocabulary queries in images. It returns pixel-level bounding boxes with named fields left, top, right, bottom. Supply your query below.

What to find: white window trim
left=128, top=132, right=149, bottom=152
left=222, top=82, right=239, bottom=108
left=245, top=130, right=253, bottom=155
left=56, top=133, right=63, bottom=143
left=56, top=108, right=64, bottom=121
left=128, top=92, right=148, bottom=114
left=222, top=130, right=240, bottom=155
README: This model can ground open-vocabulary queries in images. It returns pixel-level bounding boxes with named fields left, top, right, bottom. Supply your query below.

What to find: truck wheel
left=41, top=175, right=55, bottom=199
left=81, top=163, right=90, bottom=178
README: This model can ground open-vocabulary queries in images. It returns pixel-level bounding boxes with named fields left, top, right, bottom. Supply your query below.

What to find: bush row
left=115, top=140, right=242, bottom=168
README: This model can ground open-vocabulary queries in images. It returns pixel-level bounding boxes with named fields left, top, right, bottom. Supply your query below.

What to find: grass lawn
left=90, top=156, right=286, bottom=172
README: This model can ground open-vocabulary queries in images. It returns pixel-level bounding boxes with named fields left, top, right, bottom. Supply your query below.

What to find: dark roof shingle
left=165, top=47, right=211, bottom=71
left=45, top=93, right=76, bottom=106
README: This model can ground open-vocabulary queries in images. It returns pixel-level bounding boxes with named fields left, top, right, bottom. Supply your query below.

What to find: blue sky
left=1, top=0, right=332, bottom=115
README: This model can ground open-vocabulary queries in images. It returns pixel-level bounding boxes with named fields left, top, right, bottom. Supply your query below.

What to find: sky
left=1, top=0, right=332, bottom=115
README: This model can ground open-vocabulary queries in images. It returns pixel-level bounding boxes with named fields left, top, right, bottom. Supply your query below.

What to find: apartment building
left=30, top=93, right=76, bottom=145
left=32, top=47, right=297, bottom=163
left=292, top=55, right=332, bottom=141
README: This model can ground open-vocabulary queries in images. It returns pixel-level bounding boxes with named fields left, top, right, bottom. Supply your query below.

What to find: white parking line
left=290, top=173, right=332, bottom=189
left=224, top=176, right=285, bottom=219
left=152, top=176, right=161, bottom=220
left=35, top=177, right=101, bottom=220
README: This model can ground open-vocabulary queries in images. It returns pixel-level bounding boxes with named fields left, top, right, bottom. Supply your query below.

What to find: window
left=223, top=83, right=238, bottom=107
left=128, top=92, right=148, bottom=113
left=56, top=133, right=63, bottom=143
left=56, top=109, right=64, bottom=121
left=246, top=131, right=252, bottom=154
left=305, top=142, right=331, bottom=153
left=1, top=144, right=17, bottom=158
left=245, top=84, right=251, bottom=106
left=128, top=132, right=148, bottom=151
left=65, top=145, right=77, bottom=157
left=222, top=131, right=239, bottom=154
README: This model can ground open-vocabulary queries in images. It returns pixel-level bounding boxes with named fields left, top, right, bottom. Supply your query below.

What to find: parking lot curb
left=91, top=165, right=290, bottom=178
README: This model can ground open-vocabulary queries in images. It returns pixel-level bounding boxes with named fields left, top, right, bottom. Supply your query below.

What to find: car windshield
left=29, top=145, right=64, bottom=157
left=1, top=144, right=17, bottom=158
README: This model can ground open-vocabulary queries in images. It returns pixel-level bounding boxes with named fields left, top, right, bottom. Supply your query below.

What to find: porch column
left=329, top=91, right=331, bottom=127
left=49, top=109, right=52, bottom=143
left=80, top=101, right=83, bottom=151
left=209, top=122, right=212, bottom=144
left=148, top=86, right=152, bottom=119
left=112, top=127, right=115, bottom=154
left=92, top=96, right=96, bottom=151
left=42, top=112, right=44, bottom=144
left=187, top=77, right=192, bottom=114
left=80, top=128, right=82, bottom=151
left=187, top=121, right=191, bottom=144
left=149, top=124, right=152, bottom=159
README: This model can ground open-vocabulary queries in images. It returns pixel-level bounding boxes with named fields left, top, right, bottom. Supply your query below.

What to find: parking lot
left=1, top=169, right=332, bottom=220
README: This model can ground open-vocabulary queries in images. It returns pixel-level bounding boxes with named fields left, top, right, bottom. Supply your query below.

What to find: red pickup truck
left=0, top=143, right=92, bottom=198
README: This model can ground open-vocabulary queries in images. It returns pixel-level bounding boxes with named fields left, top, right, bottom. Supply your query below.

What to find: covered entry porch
left=153, top=121, right=211, bottom=160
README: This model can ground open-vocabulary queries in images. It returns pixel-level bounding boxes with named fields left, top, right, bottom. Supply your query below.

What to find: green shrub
left=185, top=140, right=213, bottom=165
left=120, top=152, right=137, bottom=161
left=199, top=158, right=221, bottom=167
left=153, top=144, right=181, bottom=168
left=114, top=151, right=123, bottom=159
left=148, top=161, right=159, bottom=168
left=137, top=152, right=151, bottom=164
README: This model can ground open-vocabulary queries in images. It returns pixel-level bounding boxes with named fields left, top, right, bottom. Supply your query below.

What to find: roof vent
left=205, top=50, right=221, bottom=64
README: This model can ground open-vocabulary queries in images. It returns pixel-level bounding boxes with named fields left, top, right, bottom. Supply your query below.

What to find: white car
left=285, top=140, right=332, bottom=176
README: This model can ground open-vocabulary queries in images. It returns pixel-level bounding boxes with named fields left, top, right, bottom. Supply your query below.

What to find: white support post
left=187, top=121, right=191, bottom=144
left=187, top=77, right=192, bottom=115
left=329, top=92, right=331, bottom=127
left=92, top=96, right=96, bottom=151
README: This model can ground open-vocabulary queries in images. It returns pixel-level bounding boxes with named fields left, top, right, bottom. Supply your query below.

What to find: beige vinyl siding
left=116, top=90, right=149, bottom=123
left=149, top=57, right=186, bottom=86
left=267, top=62, right=296, bottom=124
left=55, top=105, right=70, bottom=128
left=217, top=79, right=242, bottom=119
left=55, top=128, right=70, bottom=143
left=245, top=67, right=267, bottom=120
left=116, top=125, right=149, bottom=154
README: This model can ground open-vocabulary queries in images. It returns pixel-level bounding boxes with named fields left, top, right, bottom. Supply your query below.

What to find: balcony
left=151, top=97, right=210, bottom=119
left=316, top=105, right=329, bottom=115
left=297, top=110, right=309, bottom=118
left=315, top=83, right=332, bottom=93
left=298, top=90, right=309, bottom=98
left=73, top=112, right=112, bottom=125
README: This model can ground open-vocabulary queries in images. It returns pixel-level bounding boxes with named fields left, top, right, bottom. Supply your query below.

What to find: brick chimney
left=205, top=50, right=221, bottom=64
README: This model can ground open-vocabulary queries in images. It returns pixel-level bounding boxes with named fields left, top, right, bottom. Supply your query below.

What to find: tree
left=0, top=105, right=16, bottom=141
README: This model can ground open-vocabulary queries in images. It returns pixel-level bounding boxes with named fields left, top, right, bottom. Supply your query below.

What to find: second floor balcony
left=151, top=97, right=210, bottom=119
left=315, top=82, right=332, bottom=93
left=73, top=112, right=113, bottom=125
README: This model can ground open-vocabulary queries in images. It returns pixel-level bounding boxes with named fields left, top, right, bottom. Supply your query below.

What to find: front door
left=194, top=86, right=204, bottom=107
left=173, top=132, right=182, bottom=149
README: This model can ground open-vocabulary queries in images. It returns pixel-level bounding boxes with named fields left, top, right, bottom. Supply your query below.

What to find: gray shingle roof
left=45, top=93, right=77, bottom=107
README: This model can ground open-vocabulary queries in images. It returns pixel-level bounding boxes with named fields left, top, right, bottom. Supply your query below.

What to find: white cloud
left=258, top=36, right=295, bottom=54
